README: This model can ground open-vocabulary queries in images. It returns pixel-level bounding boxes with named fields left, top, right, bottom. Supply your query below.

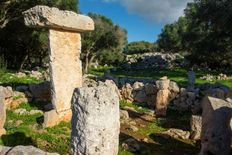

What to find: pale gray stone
left=190, top=115, right=202, bottom=140
left=200, top=97, right=232, bottom=155
left=23, top=5, right=94, bottom=32
left=0, top=145, right=59, bottom=155
left=71, top=83, right=120, bottom=155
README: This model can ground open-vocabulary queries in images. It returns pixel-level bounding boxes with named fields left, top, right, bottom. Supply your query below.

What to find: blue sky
left=79, top=0, right=192, bottom=43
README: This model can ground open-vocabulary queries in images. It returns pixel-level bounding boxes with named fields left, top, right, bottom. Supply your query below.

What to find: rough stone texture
left=200, top=96, right=232, bottom=155
left=160, top=128, right=190, bottom=140
left=49, top=29, right=82, bottom=112
left=0, top=90, right=6, bottom=135
left=43, top=109, right=72, bottom=127
left=156, top=78, right=170, bottom=90
left=190, top=115, right=202, bottom=140
left=155, top=89, right=170, bottom=117
left=0, top=145, right=59, bottom=155
left=29, top=81, right=50, bottom=101
left=23, top=5, right=94, bottom=32
left=71, top=84, right=120, bottom=155
left=120, top=83, right=134, bottom=102
left=187, top=70, right=195, bottom=92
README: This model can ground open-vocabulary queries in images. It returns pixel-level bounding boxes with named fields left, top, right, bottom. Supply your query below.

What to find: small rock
left=120, top=110, right=129, bottom=120
left=122, top=138, right=140, bottom=152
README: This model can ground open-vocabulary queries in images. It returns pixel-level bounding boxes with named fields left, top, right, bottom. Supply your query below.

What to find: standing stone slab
left=200, top=96, right=232, bottom=155
left=23, top=5, right=94, bottom=127
left=49, top=29, right=82, bottom=112
left=71, top=83, right=120, bottom=155
left=0, top=89, right=6, bottom=135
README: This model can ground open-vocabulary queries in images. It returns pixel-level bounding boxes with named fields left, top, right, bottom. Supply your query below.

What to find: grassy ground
left=0, top=101, right=199, bottom=155
left=0, top=69, right=40, bottom=88
left=89, top=67, right=232, bottom=87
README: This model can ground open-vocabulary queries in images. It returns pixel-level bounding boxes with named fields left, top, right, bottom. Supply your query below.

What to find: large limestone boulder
left=23, top=5, right=94, bottom=32
left=156, top=77, right=170, bottom=90
left=120, top=83, right=134, bottom=102
left=71, top=82, right=120, bottom=155
left=200, top=96, right=232, bottom=155
left=0, top=145, right=59, bottom=155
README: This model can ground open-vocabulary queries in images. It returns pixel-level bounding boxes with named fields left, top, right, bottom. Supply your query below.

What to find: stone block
left=23, top=5, right=94, bottom=32
left=71, top=84, right=120, bottom=155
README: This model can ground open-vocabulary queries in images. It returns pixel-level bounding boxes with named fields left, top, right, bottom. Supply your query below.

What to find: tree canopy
left=81, top=13, right=127, bottom=73
left=124, top=41, right=156, bottom=54
left=157, top=0, right=232, bottom=68
left=0, top=0, right=79, bottom=70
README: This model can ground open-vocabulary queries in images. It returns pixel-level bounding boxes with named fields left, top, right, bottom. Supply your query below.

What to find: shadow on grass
left=1, top=132, right=36, bottom=147
left=119, top=132, right=199, bottom=155
left=156, top=109, right=192, bottom=131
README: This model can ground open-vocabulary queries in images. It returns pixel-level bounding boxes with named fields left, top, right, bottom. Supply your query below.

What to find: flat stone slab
left=23, top=5, right=94, bottom=32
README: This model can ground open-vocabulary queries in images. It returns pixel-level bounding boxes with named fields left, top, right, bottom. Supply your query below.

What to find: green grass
left=120, top=100, right=150, bottom=114
left=0, top=69, right=40, bottom=88
left=89, top=66, right=232, bottom=87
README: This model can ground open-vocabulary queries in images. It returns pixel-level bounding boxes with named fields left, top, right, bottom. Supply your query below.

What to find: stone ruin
left=71, top=80, right=120, bottom=155
left=22, top=5, right=94, bottom=127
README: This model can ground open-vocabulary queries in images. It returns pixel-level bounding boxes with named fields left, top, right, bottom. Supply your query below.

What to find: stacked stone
left=23, top=5, right=94, bottom=127
left=155, top=77, right=171, bottom=117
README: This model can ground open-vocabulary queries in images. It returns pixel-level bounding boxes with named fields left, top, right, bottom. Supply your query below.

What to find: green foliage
left=124, top=41, right=156, bottom=54
left=157, top=0, right=232, bottom=68
left=0, top=70, right=40, bottom=88
left=82, top=13, right=127, bottom=73
left=0, top=0, right=79, bottom=70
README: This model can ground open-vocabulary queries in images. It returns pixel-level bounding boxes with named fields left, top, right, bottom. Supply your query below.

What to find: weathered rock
left=71, top=84, right=120, bottom=155
left=0, top=145, right=59, bottom=155
left=169, top=81, right=179, bottom=93
left=226, top=88, right=232, bottom=99
left=132, top=82, right=144, bottom=90
left=29, top=82, right=50, bottom=101
left=43, top=109, right=72, bottom=127
left=155, top=89, right=170, bottom=117
left=200, top=97, right=232, bottom=155
left=160, top=128, right=190, bottom=140
left=23, top=5, right=94, bottom=32
left=190, top=115, right=202, bottom=140
left=121, top=83, right=134, bottom=102
left=0, top=91, right=6, bottom=135
left=122, top=138, right=140, bottom=153
left=144, top=83, right=156, bottom=95
left=156, top=78, right=170, bottom=90
left=23, top=5, right=94, bottom=127
left=133, top=90, right=147, bottom=103
left=204, top=88, right=225, bottom=99
left=120, top=109, right=129, bottom=120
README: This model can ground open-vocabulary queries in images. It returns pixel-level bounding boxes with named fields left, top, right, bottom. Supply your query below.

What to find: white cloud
left=103, top=0, right=193, bottom=24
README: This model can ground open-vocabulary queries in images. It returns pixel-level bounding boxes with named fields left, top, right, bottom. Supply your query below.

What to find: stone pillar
left=155, top=76, right=171, bottom=117
left=200, top=96, right=232, bottom=155
left=187, top=69, right=195, bottom=92
left=23, top=5, right=94, bottom=127
left=0, top=90, right=6, bottom=135
left=71, top=82, right=120, bottom=155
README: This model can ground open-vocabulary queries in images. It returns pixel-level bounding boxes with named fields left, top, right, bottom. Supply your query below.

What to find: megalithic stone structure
left=23, top=5, right=94, bottom=127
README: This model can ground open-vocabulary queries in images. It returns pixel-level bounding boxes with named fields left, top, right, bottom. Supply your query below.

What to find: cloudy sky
left=80, top=0, right=192, bottom=42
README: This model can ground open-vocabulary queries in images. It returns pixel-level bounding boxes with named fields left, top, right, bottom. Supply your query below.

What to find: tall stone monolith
left=0, top=88, right=6, bottom=135
left=71, top=81, right=120, bottom=155
left=23, top=5, right=94, bottom=127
